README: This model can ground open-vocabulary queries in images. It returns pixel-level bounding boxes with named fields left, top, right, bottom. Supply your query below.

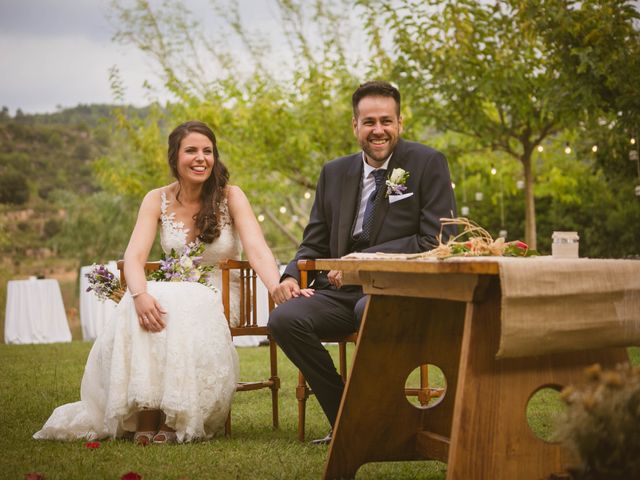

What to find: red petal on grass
left=25, top=473, right=45, bottom=480
left=84, top=441, right=101, bottom=449
left=121, top=472, right=143, bottom=480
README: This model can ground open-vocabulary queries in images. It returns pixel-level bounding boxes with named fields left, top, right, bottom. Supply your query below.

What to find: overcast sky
left=0, top=0, right=285, bottom=114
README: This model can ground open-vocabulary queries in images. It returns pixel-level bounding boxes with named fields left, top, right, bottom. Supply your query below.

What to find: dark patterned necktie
left=360, top=168, right=387, bottom=242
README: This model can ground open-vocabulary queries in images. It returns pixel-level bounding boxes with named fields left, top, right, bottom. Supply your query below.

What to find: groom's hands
left=327, top=270, right=343, bottom=289
left=271, top=277, right=314, bottom=304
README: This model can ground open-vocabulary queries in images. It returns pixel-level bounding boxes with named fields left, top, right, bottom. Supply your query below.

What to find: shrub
left=0, top=172, right=29, bottom=204
left=556, top=363, right=640, bottom=480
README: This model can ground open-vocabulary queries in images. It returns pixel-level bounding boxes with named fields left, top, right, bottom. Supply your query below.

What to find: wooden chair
left=295, top=259, right=443, bottom=441
left=219, top=259, right=279, bottom=434
left=117, top=259, right=279, bottom=436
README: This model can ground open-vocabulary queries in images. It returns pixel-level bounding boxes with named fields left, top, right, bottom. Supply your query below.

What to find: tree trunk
left=521, top=154, right=537, bottom=249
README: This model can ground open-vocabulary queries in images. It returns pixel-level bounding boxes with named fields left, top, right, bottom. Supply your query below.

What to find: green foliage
left=93, top=104, right=170, bottom=199
left=42, top=218, right=62, bottom=239
left=367, top=0, right=567, bottom=150
left=0, top=171, right=29, bottom=204
left=359, top=0, right=640, bottom=249
left=521, top=0, right=640, bottom=126
left=0, top=121, right=103, bottom=201
left=105, top=0, right=367, bottom=258
left=50, top=191, right=141, bottom=266
left=438, top=126, right=640, bottom=258
left=0, top=109, right=140, bottom=267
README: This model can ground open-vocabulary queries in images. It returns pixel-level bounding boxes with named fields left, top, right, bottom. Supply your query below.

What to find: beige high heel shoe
left=133, top=431, right=156, bottom=446
left=152, top=430, right=178, bottom=444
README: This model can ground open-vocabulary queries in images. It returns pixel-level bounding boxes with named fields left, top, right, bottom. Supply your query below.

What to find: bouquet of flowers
left=148, top=242, right=217, bottom=292
left=85, top=264, right=125, bottom=303
left=86, top=243, right=217, bottom=303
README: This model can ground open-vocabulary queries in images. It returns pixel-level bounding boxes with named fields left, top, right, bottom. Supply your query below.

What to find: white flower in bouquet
left=149, top=242, right=218, bottom=292
left=179, top=255, right=194, bottom=269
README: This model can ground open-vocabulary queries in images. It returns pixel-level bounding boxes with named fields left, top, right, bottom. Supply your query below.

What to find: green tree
left=362, top=0, right=640, bottom=249
left=51, top=191, right=140, bottom=266
left=106, top=0, right=365, bottom=257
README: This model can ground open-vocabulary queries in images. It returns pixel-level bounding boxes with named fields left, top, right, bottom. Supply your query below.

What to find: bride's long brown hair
left=167, top=121, right=230, bottom=243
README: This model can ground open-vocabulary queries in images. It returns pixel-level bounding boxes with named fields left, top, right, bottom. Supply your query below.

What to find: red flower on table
left=514, top=241, right=528, bottom=250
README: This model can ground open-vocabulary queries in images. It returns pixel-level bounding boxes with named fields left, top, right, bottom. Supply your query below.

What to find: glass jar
left=552, top=231, right=579, bottom=258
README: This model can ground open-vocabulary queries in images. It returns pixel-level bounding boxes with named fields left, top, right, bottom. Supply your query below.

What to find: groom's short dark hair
left=352, top=81, right=401, bottom=117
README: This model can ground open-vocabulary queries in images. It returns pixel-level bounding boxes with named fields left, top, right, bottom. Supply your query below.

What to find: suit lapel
left=369, top=140, right=406, bottom=244
left=337, top=155, right=363, bottom=257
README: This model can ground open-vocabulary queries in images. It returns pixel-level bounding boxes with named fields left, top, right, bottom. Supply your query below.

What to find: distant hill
left=0, top=104, right=149, bottom=261
left=0, top=104, right=150, bottom=204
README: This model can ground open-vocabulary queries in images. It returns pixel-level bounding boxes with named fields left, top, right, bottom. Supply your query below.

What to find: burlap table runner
left=497, top=257, right=640, bottom=357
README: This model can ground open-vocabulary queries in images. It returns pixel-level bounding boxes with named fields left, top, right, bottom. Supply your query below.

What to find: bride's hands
left=133, top=292, right=167, bottom=332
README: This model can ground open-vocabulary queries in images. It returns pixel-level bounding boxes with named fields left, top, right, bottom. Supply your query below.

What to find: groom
left=269, top=81, right=456, bottom=443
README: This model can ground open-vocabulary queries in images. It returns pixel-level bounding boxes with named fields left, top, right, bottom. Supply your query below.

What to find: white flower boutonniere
left=385, top=168, right=410, bottom=197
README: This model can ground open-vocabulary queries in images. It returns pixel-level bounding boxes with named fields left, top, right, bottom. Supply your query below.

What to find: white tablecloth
left=80, top=263, right=119, bottom=341
left=4, top=278, right=71, bottom=344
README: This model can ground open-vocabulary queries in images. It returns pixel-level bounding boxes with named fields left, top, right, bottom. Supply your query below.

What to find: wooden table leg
left=323, top=295, right=467, bottom=480
left=447, top=281, right=630, bottom=479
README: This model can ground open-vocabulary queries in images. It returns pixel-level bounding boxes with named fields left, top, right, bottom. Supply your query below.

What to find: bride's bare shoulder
left=145, top=183, right=178, bottom=201
left=225, top=185, right=246, bottom=200
left=139, top=184, right=178, bottom=214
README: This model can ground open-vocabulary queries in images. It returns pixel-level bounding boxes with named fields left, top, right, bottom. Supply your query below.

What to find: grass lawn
left=1, top=342, right=638, bottom=480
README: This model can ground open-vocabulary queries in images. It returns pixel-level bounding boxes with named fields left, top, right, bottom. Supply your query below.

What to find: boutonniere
left=385, top=168, right=410, bottom=197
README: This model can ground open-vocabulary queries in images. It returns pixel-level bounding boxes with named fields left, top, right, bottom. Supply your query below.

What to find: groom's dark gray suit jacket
left=283, top=138, right=457, bottom=285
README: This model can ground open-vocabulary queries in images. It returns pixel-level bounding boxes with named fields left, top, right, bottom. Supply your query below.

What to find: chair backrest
left=296, top=259, right=315, bottom=289
left=219, top=259, right=273, bottom=336
left=116, top=260, right=159, bottom=288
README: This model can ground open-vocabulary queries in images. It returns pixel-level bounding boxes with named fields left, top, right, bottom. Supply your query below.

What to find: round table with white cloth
left=79, top=263, right=119, bottom=341
left=4, top=278, right=71, bottom=344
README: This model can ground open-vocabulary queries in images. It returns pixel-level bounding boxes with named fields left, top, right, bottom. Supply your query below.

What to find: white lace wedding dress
left=34, top=192, right=241, bottom=443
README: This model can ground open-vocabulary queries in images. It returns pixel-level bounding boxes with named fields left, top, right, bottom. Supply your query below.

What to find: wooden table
left=315, top=258, right=629, bottom=480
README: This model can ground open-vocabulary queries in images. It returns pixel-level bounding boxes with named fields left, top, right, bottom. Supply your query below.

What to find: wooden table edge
left=315, top=258, right=501, bottom=275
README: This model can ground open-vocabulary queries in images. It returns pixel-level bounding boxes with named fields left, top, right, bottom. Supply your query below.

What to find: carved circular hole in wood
left=526, top=385, right=566, bottom=443
left=404, top=364, right=446, bottom=409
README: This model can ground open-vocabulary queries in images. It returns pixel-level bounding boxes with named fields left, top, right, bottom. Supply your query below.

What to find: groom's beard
left=360, top=135, right=399, bottom=165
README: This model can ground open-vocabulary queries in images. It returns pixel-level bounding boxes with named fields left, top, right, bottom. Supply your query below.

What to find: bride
left=34, top=120, right=309, bottom=444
